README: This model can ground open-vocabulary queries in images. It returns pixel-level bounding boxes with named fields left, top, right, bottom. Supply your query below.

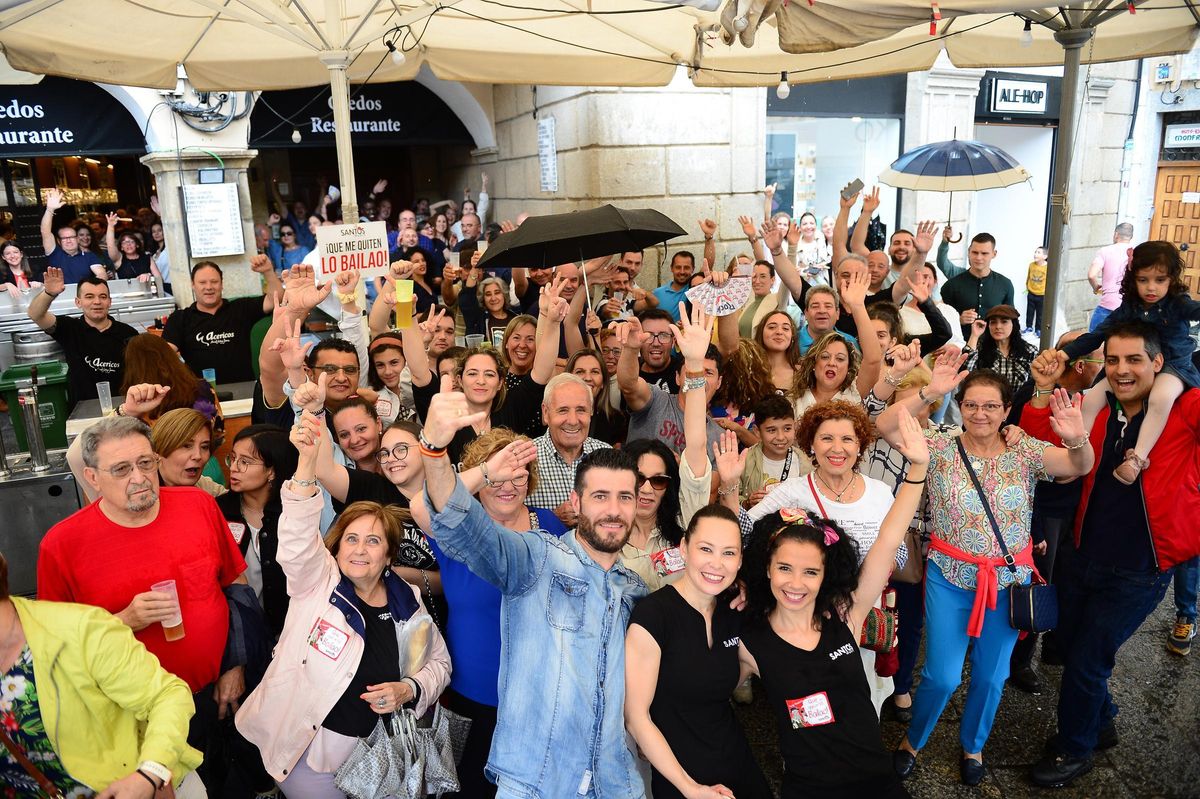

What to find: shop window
left=1162, top=110, right=1200, bottom=162
left=765, top=117, right=901, bottom=223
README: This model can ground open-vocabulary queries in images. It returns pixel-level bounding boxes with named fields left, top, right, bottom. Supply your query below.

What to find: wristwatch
left=138, top=761, right=171, bottom=788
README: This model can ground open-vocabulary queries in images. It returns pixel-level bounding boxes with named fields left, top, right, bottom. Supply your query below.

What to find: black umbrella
left=475, top=204, right=687, bottom=271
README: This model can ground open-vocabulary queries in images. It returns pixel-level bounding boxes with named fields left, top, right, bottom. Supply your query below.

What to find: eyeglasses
left=98, top=455, right=159, bottom=479
left=1074, top=357, right=1104, bottom=365
left=225, top=454, right=264, bottom=471
left=280, top=231, right=295, bottom=237
left=375, top=443, right=411, bottom=463
left=960, top=401, right=1005, bottom=414
left=644, top=332, right=674, bottom=344
left=601, top=347, right=622, bottom=358
left=637, top=473, right=671, bottom=490
left=59, top=235, right=77, bottom=241
left=488, top=473, right=529, bottom=489
left=315, top=364, right=360, bottom=376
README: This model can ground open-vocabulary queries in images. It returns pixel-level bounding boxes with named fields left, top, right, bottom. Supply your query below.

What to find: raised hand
left=712, top=430, right=748, bottom=486
left=887, top=340, right=923, bottom=377
left=269, top=318, right=314, bottom=370
left=334, top=269, right=360, bottom=297
left=43, top=266, right=65, bottom=296
left=120, top=383, right=171, bottom=418
left=423, top=373, right=489, bottom=449
left=839, top=264, right=870, bottom=310
left=759, top=220, right=783, bottom=253
left=282, top=264, right=333, bottom=312
left=418, top=305, right=447, bottom=344
left=390, top=259, right=415, bottom=281
left=672, top=302, right=714, bottom=364
left=249, top=253, right=273, bottom=274
left=150, top=194, right=161, bottom=216
left=372, top=178, right=388, bottom=195
left=499, top=219, right=517, bottom=234
left=861, top=186, right=881, bottom=215
left=616, top=317, right=649, bottom=351
left=699, top=218, right=717, bottom=238
left=1048, top=388, right=1087, bottom=443
left=738, top=215, right=758, bottom=239
left=786, top=220, right=801, bottom=247
left=1032, top=348, right=1066, bottom=385
left=585, top=308, right=602, bottom=335
left=292, top=370, right=327, bottom=414
left=839, top=184, right=860, bottom=211
left=539, top=275, right=570, bottom=323
left=45, top=188, right=64, bottom=211
left=105, top=211, right=120, bottom=230
left=927, top=345, right=970, bottom=396
left=484, top=437, right=538, bottom=485
left=905, top=273, right=931, bottom=305
left=943, top=225, right=955, bottom=242
left=892, top=406, right=929, bottom=466
left=290, top=410, right=325, bottom=463
left=914, top=220, right=938, bottom=254
left=268, top=212, right=281, bottom=226
left=969, top=318, right=987, bottom=340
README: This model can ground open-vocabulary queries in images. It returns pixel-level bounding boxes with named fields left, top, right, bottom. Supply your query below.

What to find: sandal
left=1113, top=450, right=1149, bottom=485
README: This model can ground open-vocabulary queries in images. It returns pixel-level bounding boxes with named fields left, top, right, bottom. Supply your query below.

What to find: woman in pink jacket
left=236, top=410, right=451, bottom=798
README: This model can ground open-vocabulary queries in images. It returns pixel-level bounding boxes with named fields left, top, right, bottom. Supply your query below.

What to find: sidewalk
left=735, top=589, right=1200, bottom=797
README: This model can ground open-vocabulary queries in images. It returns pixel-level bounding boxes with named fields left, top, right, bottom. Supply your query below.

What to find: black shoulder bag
left=955, top=438, right=1058, bottom=633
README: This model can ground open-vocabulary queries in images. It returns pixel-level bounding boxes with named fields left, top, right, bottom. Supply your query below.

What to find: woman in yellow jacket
left=0, top=554, right=201, bottom=797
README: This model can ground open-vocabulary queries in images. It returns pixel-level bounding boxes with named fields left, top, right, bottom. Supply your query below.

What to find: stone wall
left=443, top=75, right=768, bottom=288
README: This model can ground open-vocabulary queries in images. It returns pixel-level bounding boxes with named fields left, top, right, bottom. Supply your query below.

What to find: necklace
left=814, top=470, right=857, bottom=502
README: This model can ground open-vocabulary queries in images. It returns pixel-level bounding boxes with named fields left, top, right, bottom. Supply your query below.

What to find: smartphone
left=841, top=178, right=865, bottom=200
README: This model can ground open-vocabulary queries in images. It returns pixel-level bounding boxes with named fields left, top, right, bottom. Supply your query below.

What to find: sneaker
left=1167, top=615, right=1197, bottom=656
left=732, top=677, right=753, bottom=704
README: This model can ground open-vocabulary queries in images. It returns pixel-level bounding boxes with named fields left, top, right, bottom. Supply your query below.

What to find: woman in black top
left=216, top=424, right=296, bottom=638
left=104, top=213, right=158, bottom=281
left=736, top=407, right=929, bottom=799
left=626, top=505, right=771, bottom=799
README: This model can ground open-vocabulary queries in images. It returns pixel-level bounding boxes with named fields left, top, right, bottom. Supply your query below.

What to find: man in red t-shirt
left=38, top=414, right=247, bottom=786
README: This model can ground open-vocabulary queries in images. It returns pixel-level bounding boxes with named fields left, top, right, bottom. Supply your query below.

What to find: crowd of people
left=6, top=178, right=1200, bottom=799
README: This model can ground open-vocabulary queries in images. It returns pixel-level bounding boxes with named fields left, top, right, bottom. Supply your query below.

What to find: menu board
left=182, top=183, right=246, bottom=258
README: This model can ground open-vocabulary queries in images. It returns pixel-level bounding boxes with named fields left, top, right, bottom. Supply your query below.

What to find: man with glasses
left=526, top=373, right=611, bottom=528
left=163, top=259, right=281, bottom=384
left=628, top=308, right=682, bottom=393
left=40, top=188, right=105, bottom=282
left=38, top=415, right=250, bottom=792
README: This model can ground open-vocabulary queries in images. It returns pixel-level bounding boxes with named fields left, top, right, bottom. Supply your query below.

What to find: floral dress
left=0, top=646, right=93, bottom=798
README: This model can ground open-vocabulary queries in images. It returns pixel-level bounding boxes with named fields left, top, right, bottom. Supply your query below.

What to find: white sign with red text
left=315, top=221, right=389, bottom=281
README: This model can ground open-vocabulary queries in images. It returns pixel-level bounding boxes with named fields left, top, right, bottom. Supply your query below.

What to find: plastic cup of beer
left=465, top=334, right=485, bottom=349
left=96, top=382, right=114, bottom=416
left=151, top=579, right=186, bottom=641
left=202, top=368, right=217, bottom=388
left=393, top=280, right=415, bottom=329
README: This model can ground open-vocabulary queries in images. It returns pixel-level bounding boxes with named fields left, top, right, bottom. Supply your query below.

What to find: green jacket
left=13, top=596, right=202, bottom=790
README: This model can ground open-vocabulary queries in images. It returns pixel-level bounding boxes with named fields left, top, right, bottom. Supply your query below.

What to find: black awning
left=0, top=77, right=146, bottom=158
left=250, top=81, right=474, bottom=149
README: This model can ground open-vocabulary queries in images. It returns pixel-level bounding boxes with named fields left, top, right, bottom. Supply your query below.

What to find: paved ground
left=734, top=589, right=1200, bottom=798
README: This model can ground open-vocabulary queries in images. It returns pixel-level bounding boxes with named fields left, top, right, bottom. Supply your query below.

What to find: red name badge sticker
left=308, top=618, right=350, bottom=660
left=227, top=522, right=246, bottom=546
left=650, top=547, right=685, bottom=578
left=786, top=692, right=835, bottom=729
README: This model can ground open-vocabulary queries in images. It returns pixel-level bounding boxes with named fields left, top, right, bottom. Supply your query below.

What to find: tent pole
left=320, top=50, right=359, bottom=224
left=1041, top=27, right=1094, bottom=351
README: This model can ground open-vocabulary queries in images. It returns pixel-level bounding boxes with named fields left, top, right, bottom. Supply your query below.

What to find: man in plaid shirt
left=526, top=373, right=610, bottom=527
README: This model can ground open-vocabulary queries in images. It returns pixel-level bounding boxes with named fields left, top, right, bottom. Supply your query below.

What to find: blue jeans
left=1053, top=548, right=1173, bottom=758
left=907, top=563, right=1022, bottom=754
left=1173, top=556, right=1199, bottom=622
left=1088, top=305, right=1114, bottom=332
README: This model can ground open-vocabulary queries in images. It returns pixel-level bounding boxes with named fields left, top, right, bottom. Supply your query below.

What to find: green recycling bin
left=0, top=361, right=70, bottom=452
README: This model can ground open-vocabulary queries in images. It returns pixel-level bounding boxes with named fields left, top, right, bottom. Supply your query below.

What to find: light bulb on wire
left=387, top=40, right=406, bottom=65
left=1019, top=18, right=1033, bottom=47
left=291, top=129, right=302, bottom=144
left=776, top=71, right=790, bottom=100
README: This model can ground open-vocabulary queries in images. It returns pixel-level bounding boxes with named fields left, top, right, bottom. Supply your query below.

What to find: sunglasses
left=637, top=473, right=671, bottom=491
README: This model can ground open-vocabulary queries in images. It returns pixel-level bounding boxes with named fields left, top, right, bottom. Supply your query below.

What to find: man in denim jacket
left=421, top=374, right=647, bottom=798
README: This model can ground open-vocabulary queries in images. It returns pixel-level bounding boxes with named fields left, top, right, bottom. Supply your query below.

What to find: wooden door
left=1151, top=163, right=1200, bottom=297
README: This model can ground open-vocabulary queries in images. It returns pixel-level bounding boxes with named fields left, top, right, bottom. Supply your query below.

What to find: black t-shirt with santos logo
left=49, top=314, right=138, bottom=405
left=163, top=297, right=268, bottom=384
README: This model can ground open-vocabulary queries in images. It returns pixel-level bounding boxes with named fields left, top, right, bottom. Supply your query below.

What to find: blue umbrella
left=878, top=137, right=1030, bottom=241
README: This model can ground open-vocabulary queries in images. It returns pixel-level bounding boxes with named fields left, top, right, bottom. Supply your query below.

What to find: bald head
left=1058, top=329, right=1103, bottom=392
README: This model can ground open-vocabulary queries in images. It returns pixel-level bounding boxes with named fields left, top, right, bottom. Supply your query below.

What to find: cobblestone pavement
left=734, top=590, right=1200, bottom=798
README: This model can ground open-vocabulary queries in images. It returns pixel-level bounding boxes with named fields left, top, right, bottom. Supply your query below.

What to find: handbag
left=891, top=526, right=927, bottom=584
left=955, top=438, right=1059, bottom=633
left=334, top=716, right=403, bottom=799
left=390, top=706, right=461, bottom=798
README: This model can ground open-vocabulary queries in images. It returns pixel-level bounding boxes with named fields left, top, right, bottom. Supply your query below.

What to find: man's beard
left=891, top=251, right=909, bottom=267
left=125, top=480, right=160, bottom=513
left=577, top=513, right=632, bottom=554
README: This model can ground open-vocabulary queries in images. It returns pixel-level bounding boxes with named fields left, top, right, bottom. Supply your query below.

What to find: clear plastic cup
left=465, top=334, right=484, bottom=349
left=96, top=382, right=114, bottom=415
left=151, top=579, right=186, bottom=641
left=202, top=368, right=217, bottom=388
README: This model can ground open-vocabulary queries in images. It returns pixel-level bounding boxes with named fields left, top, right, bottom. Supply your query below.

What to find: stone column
left=139, top=148, right=261, bottom=307
left=903, top=59, right=987, bottom=243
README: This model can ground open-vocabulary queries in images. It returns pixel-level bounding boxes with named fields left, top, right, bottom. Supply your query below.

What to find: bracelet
left=480, top=461, right=493, bottom=488
left=883, top=371, right=902, bottom=387
left=704, top=236, right=713, bottom=241
left=290, top=477, right=319, bottom=488
left=1063, top=435, right=1090, bottom=451
left=918, top=387, right=937, bottom=405
left=717, top=483, right=738, bottom=497
left=902, top=476, right=927, bottom=485
left=136, top=770, right=162, bottom=791
left=770, top=248, right=784, bottom=257
left=114, top=403, right=126, bottom=417
left=684, top=368, right=705, bottom=379
left=683, top=376, right=707, bottom=393
left=418, top=432, right=448, bottom=456
left=337, top=291, right=357, bottom=304
left=1032, top=387, right=1055, bottom=398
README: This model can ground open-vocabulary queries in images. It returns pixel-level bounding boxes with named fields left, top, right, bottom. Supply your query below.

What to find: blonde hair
left=460, top=427, right=539, bottom=496
left=790, top=331, right=861, bottom=399
left=150, top=408, right=212, bottom=458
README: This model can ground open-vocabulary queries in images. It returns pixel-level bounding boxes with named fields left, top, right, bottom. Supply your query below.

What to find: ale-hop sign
left=315, top=221, right=389, bottom=281
left=686, top=276, right=752, bottom=317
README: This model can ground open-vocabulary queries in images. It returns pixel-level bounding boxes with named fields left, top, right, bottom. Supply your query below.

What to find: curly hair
left=460, top=427, right=539, bottom=497
left=1119, top=240, right=1187, bottom=303
left=622, top=438, right=684, bottom=546
left=795, top=400, right=875, bottom=469
left=741, top=511, right=861, bottom=627
left=714, top=337, right=774, bottom=412
left=753, top=310, right=801, bottom=368
left=791, top=331, right=861, bottom=399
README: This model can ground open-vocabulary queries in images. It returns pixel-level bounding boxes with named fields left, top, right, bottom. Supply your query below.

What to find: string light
left=291, top=129, right=302, bottom=143
left=1020, top=18, right=1033, bottom=46
left=776, top=71, right=790, bottom=99
left=386, top=40, right=406, bottom=65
